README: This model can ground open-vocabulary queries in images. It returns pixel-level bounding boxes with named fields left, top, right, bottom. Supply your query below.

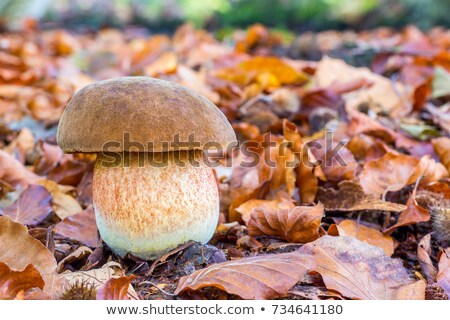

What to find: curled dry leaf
left=432, top=137, right=450, bottom=172
left=247, top=203, right=324, bottom=243
left=55, top=207, right=99, bottom=248
left=0, top=262, right=45, bottom=299
left=283, top=120, right=324, bottom=203
left=37, top=179, right=82, bottom=219
left=4, top=128, right=34, bottom=164
left=176, top=236, right=423, bottom=300
left=384, top=187, right=430, bottom=233
left=235, top=197, right=295, bottom=224
left=0, top=216, right=58, bottom=294
left=57, top=246, right=92, bottom=273
left=317, top=180, right=406, bottom=212
left=310, top=138, right=357, bottom=182
left=417, top=234, right=437, bottom=283
left=96, top=275, right=137, bottom=300
left=175, top=251, right=311, bottom=299
left=328, top=220, right=394, bottom=256
left=436, top=249, right=450, bottom=296
left=0, top=150, right=38, bottom=189
left=359, top=152, right=448, bottom=198
left=1, top=184, right=53, bottom=225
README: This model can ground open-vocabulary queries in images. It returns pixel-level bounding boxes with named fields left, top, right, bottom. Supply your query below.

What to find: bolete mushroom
left=57, top=77, right=236, bottom=259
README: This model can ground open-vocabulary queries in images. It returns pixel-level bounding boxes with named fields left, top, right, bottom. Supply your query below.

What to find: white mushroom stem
left=92, top=150, right=219, bottom=260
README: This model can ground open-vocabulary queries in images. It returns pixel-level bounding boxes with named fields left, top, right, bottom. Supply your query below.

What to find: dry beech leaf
left=0, top=262, right=45, bottom=299
left=0, top=216, right=59, bottom=294
left=176, top=236, right=423, bottom=300
left=317, top=180, right=406, bottom=212
left=55, top=207, right=99, bottom=248
left=283, top=120, right=324, bottom=203
left=247, top=203, right=324, bottom=243
left=175, top=251, right=311, bottom=299
left=385, top=187, right=430, bottom=233
left=315, top=57, right=409, bottom=117
left=310, top=138, right=357, bottom=182
left=0, top=150, right=38, bottom=189
left=37, top=179, right=83, bottom=219
left=328, top=220, right=394, bottom=256
left=359, top=152, right=448, bottom=198
left=436, top=249, right=450, bottom=296
left=235, top=198, right=295, bottom=224
left=417, top=234, right=437, bottom=283
left=299, top=236, right=425, bottom=300
left=1, top=184, right=53, bottom=225
left=4, top=128, right=34, bottom=164
left=57, top=246, right=92, bottom=273
left=432, top=137, right=450, bottom=172
left=96, top=275, right=137, bottom=300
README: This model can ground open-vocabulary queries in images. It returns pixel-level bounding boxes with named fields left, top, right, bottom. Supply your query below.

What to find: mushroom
left=57, top=77, right=236, bottom=260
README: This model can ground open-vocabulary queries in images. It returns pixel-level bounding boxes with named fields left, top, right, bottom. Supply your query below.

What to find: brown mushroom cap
left=57, top=77, right=236, bottom=153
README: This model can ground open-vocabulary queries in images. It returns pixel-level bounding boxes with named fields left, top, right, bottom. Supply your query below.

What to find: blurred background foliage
left=0, top=0, right=449, bottom=32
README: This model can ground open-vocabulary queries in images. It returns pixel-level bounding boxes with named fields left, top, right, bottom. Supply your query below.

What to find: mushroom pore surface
left=93, top=150, right=219, bottom=260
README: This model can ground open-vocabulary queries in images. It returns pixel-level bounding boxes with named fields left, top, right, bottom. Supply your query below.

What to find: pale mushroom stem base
left=93, top=150, right=220, bottom=260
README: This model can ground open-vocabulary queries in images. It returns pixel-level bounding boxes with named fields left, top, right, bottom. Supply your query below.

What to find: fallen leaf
left=57, top=246, right=92, bottom=273
left=432, top=137, right=450, bottom=172
left=432, top=67, right=450, bottom=98
left=235, top=198, right=295, bottom=224
left=328, top=220, right=394, bottom=256
left=417, top=234, right=437, bottom=283
left=0, top=262, right=45, bottom=299
left=0, top=216, right=59, bottom=294
left=1, top=184, right=53, bottom=225
left=317, top=180, right=406, bottom=212
left=436, top=249, right=450, bottom=296
left=385, top=187, right=430, bottom=233
left=176, top=236, right=423, bottom=300
left=37, top=179, right=82, bottom=219
left=96, top=275, right=136, bottom=300
left=55, top=207, right=99, bottom=248
left=359, top=152, right=447, bottom=198
left=0, top=150, right=38, bottom=188
left=247, top=204, right=324, bottom=243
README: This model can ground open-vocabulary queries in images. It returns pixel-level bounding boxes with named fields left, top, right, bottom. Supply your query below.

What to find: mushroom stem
left=92, top=150, right=219, bottom=260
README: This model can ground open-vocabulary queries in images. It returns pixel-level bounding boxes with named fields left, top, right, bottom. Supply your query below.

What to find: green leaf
left=399, top=123, right=441, bottom=141
left=432, top=67, right=450, bottom=98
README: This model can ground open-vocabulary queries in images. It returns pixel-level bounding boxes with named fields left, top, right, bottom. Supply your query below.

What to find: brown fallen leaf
left=359, top=152, right=448, bottom=198
left=55, top=207, right=99, bottom=248
left=298, top=236, right=425, bottom=300
left=175, top=251, right=311, bottom=299
left=283, top=120, right=324, bottom=203
left=1, top=184, right=53, bottom=225
left=432, top=137, right=450, bottom=172
left=176, top=236, right=423, bottom=300
left=417, top=234, right=437, bottom=283
left=247, top=203, right=324, bottom=243
left=436, top=249, right=450, bottom=296
left=4, top=128, right=34, bottom=164
left=96, top=275, right=137, bottom=300
left=328, top=220, right=394, bottom=256
left=385, top=186, right=430, bottom=233
left=310, top=138, right=357, bottom=182
left=317, top=180, right=406, bottom=212
left=0, top=150, right=38, bottom=189
left=0, top=262, right=45, bottom=299
left=37, top=179, right=82, bottom=219
left=235, top=197, right=295, bottom=224
left=0, top=216, right=59, bottom=294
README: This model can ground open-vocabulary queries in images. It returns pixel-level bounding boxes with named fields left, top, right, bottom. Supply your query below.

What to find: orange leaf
left=247, top=204, right=324, bottom=243
left=432, top=137, right=450, bottom=172
left=329, top=220, right=394, bottom=256
left=96, top=275, right=137, bottom=300
left=0, top=262, right=45, bottom=299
